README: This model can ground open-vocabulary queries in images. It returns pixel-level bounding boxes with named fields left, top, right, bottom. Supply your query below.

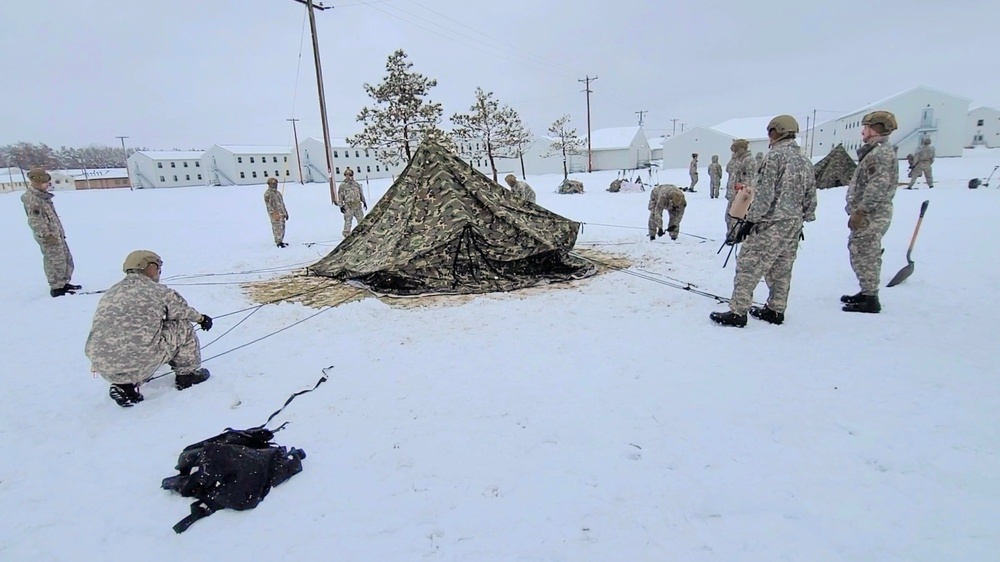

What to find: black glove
left=799, top=229, right=805, bottom=241
left=733, top=221, right=756, bottom=244
left=199, top=315, right=213, bottom=331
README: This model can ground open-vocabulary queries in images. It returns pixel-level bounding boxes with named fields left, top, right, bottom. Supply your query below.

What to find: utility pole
left=804, top=116, right=811, bottom=157
left=670, top=118, right=679, bottom=136
left=291, top=0, right=339, bottom=205
left=635, top=110, right=647, bottom=127
left=578, top=75, right=597, bottom=173
left=810, top=108, right=818, bottom=158
left=116, top=135, right=132, bottom=190
left=680, top=123, right=686, bottom=133
left=287, top=118, right=304, bottom=183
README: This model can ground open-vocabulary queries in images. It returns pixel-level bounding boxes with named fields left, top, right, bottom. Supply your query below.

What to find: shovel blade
left=886, top=262, right=914, bottom=287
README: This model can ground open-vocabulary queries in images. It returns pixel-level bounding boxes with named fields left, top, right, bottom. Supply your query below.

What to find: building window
left=365, top=150, right=370, bottom=157
left=252, top=171, right=258, bottom=178
left=343, top=151, right=348, bottom=159
left=275, top=170, right=279, bottom=177
left=250, top=157, right=255, bottom=163
left=978, top=119, right=985, bottom=126
left=197, top=174, right=203, bottom=180
left=334, top=150, right=339, bottom=158
left=238, top=157, right=243, bottom=163
left=183, top=162, right=189, bottom=168
left=355, top=150, right=359, bottom=157
left=285, top=170, right=290, bottom=176
left=335, top=167, right=340, bottom=174
left=160, top=175, right=165, bottom=182
left=263, top=171, right=269, bottom=177
left=186, top=175, right=191, bottom=180
left=376, top=165, right=380, bottom=172
left=196, top=161, right=200, bottom=167
left=273, top=156, right=278, bottom=163
left=240, top=172, right=245, bottom=179
left=283, top=156, right=288, bottom=162
left=173, top=175, right=178, bottom=181
left=171, top=162, right=176, bottom=168
left=157, top=162, right=163, bottom=168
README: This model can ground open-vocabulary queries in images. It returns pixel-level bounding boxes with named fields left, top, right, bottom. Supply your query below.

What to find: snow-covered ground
left=1, top=148, right=998, bottom=561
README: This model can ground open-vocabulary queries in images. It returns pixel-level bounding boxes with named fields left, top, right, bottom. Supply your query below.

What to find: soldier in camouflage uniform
left=505, top=174, right=537, bottom=203
left=264, top=177, right=289, bottom=247
left=338, top=167, right=367, bottom=237
left=906, top=136, right=935, bottom=189
left=85, top=250, right=213, bottom=407
left=687, top=154, right=699, bottom=192
left=647, top=184, right=687, bottom=241
left=708, top=155, right=723, bottom=199
left=725, top=139, right=755, bottom=235
left=755, top=151, right=764, bottom=170
left=842, top=111, right=900, bottom=313
left=711, top=115, right=817, bottom=327
left=21, top=168, right=78, bottom=297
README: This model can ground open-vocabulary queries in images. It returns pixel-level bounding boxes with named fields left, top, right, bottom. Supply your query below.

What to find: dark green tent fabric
left=307, top=139, right=594, bottom=296
left=814, top=144, right=857, bottom=189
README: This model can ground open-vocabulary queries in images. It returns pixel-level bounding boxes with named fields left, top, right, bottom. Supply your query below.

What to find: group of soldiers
left=684, top=151, right=764, bottom=198
left=707, top=110, right=901, bottom=327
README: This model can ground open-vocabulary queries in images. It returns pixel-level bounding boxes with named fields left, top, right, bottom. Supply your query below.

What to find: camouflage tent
left=307, top=139, right=594, bottom=296
left=814, top=144, right=857, bottom=189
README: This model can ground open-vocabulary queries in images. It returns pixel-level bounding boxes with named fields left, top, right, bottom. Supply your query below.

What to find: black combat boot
left=649, top=234, right=655, bottom=241
left=842, top=294, right=881, bottom=313
left=50, top=287, right=71, bottom=298
left=109, top=383, right=144, bottom=407
left=277, top=242, right=288, bottom=248
left=64, top=283, right=81, bottom=291
left=175, top=368, right=211, bottom=390
left=709, top=311, right=747, bottom=328
left=657, top=227, right=665, bottom=238
left=749, top=305, right=784, bottom=325
left=840, top=291, right=865, bottom=304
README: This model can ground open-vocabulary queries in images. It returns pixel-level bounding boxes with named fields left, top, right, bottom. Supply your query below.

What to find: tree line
left=0, top=143, right=152, bottom=171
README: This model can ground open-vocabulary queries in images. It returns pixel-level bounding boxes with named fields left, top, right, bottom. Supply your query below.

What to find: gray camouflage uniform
left=728, top=139, right=817, bottom=315
left=85, top=273, right=205, bottom=385
left=906, top=140, right=935, bottom=188
left=264, top=185, right=288, bottom=244
left=708, top=155, right=723, bottom=198
left=755, top=152, right=764, bottom=169
left=648, top=184, right=687, bottom=240
left=688, top=157, right=699, bottom=190
left=338, top=178, right=367, bottom=237
left=846, top=136, right=898, bottom=295
left=21, top=188, right=74, bottom=290
left=511, top=180, right=536, bottom=203
left=725, top=150, right=755, bottom=233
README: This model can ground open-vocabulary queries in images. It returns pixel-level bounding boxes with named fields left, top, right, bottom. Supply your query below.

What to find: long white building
left=582, top=126, right=651, bottom=171
left=968, top=106, right=1000, bottom=148
left=202, top=145, right=293, bottom=186
left=128, top=151, right=206, bottom=188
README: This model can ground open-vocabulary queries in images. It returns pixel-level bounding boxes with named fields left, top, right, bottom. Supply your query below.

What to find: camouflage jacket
left=915, top=144, right=935, bottom=164
left=21, top=188, right=66, bottom=244
left=725, top=152, right=755, bottom=199
left=708, top=162, right=723, bottom=180
left=85, top=273, right=204, bottom=379
left=264, top=187, right=287, bottom=219
left=338, top=179, right=366, bottom=209
left=650, top=184, right=685, bottom=211
left=746, top=139, right=817, bottom=224
left=511, top=180, right=536, bottom=203
left=846, top=137, right=898, bottom=215
left=689, top=160, right=699, bottom=176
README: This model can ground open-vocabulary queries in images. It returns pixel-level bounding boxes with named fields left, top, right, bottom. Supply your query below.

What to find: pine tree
left=348, top=49, right=443, bottom=167
left=546, top=115, right=582, bottom=181
left=450, top=87, right=521, bottom=183
left=498, top=112, right=533, bottom=179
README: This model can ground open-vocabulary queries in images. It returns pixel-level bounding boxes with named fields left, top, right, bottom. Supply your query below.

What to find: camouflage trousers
left=729, top=219, right=804, bottom=315
left=102, top=320, right=202, bottom=385
left=342, top=206, right=364, bottom=237
left=848, top=207, right=892, bottom=295
left=689, top=173, right=699, bottom=190
left=270, top=218, right=286, bottom=244
left=648, top=204, right=686, bottom=240
left=724, top=197, right=737, bottom=235
left=37, top=238, right=74, bottom=290
left=907, top=163, right=933, bottom=188
left=710, top=176, right=721, bottom=198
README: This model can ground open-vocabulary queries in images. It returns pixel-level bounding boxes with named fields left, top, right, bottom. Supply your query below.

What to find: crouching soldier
left=85, top=250, right=213, bottom=407
left=648, top=184, right=687, bottom=240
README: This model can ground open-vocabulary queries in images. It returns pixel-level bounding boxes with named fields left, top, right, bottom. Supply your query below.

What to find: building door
left=921, top=108, right=934, bottom=128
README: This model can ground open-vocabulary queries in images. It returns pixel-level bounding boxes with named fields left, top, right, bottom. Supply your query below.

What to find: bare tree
left=546, top=115, right=582, bottom=181
left=450, top=87, right=521, bottom=182
left=498, top=112, right=533, bottom=179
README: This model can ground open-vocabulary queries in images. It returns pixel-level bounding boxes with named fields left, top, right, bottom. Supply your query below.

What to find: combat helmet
left=123, top=250, right=162, bottom=273
left=861, top=110, right=897, bottom=135
left=767, top=115, right=799, bottom=136
left=267, top=177, right=278, bottom=187
left=27, top=168, right=51, bottom=184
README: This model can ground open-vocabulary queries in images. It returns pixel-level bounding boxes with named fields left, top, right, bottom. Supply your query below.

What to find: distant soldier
left=85, top=250, right=213, bottom=407
left=755, top=151, right=765, bottom=170
left=687, top=154, right=699, bottom=192
left=505, top=173, right=537, bottom=203
left=264, top=177, right=289, bottom=248
left=21, top=168, right=78, bottom=297
left=648, top=184, right=687, bottom=241
left=708, top=155, right=723, bottom=199
left=842, top=111, right=900, bottom=313
left=906, top=137, right=935, bottom=189
left=725, top=139, right=755, bottom=234
left=337, top=167, right=367, bottom=237
left=711, top=115, right=817, bottom=327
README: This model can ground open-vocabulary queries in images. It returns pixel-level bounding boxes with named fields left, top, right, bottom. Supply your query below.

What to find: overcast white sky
left=2, top=0, right=996, bottom=149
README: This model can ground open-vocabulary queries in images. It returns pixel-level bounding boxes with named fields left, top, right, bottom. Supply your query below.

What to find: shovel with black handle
left=887, top=200, right=929, bottom=287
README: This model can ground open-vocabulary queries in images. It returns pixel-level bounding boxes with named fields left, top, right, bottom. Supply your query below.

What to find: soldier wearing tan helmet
left=711, top=114, right=817, bottom=328
left=647, top=184, right=687, bottom=241
left=21, top=168, right=78, bottom=297
left=504, top=173, right=536, bottom=203
left=725, top=139, right=755, bottom=235
left=842, top=110, right=899, bottom=314
left=337, top=167, right=367, bottom=238
left=85, top=250, right=214, bottom=407
left=906, top=135, right=935, bottom=189
left=264, top=177, right=289, bottom=248
left=686, top=153, right=699, bottom=192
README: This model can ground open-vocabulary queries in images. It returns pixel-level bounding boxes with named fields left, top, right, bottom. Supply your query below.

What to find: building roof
left=839, top=86, right=973, bottom=118
left=712, top=112, right=820, bottom=139
left=585, top=126, right=642, bottom=150
left=56, top=168, right=130, bottom=180
left=663, top=125, right=736, bottom=142
left=647, top=136, right=664, bottom=150
left=969, top=105, right=1000, bottom=114
left=303, top=137, right=351, bottom=148
left=135, top=150, right=205, bottom=160
left=214, top=145, right=291, bottom=155
left=0, top=172, right=27, bottom=183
